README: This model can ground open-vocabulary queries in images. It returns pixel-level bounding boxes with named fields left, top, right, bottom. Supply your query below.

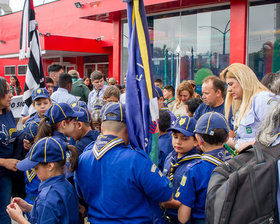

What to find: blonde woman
left=220, top=63, right=279, bottom=152
left=172, top=81, right=194, bottom=117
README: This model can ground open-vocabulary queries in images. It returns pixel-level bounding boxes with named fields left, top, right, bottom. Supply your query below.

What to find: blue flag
left=125, top=0, right=159, bottom=164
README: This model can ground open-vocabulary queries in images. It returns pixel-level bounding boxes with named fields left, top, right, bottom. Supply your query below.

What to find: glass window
left=121, top=5, right=230, bottom=91
left=5, top=66, right=16, bottom=76
left=248, top=1, right=280, bottom=80
left=18, top=65, right=27, bottom=76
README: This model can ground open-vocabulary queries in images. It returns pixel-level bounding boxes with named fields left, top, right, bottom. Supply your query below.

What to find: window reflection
left=121, top=6, right=230, bottom=92
left=248, top=1, right=280, bottom=80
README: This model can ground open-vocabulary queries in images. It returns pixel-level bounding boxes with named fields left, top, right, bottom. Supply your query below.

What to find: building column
left=112, top=12, right=122, bottom=82
left=230, top=0, right=248, bottom=64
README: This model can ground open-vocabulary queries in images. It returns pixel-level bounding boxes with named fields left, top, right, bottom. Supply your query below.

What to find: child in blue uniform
left=24, top=88, right=52, bottom=127
left=22, top=89, right=52, bottom=216
left=75, top=102, right=173, bottom=224
left=6, top=136, right=80, bottom=224
left=161, top=116, right=201, bottom=223
left=175, top=112, right=231, bottom=224
left=71, top=106, right=99, bottom=154
left=158, top=110, right=173, bottom=171
left=23, top=120, right=41, bottom=211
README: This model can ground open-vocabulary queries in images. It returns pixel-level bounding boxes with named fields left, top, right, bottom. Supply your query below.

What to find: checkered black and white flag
left=20, top=0, right=45, bottom=112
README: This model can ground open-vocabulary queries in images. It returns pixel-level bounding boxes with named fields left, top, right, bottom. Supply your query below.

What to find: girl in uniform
left=6, top=136, right=80, bottom=224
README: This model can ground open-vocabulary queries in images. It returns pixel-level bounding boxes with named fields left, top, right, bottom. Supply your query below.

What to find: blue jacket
left=175, top=148, right=230, bottom=220
left=75, top=134, right=172, bottom=224
left=29, top=175, right=79, bottom=224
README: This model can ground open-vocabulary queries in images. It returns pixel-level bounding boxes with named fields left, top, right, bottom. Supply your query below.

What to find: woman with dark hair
left=0, top=77, right=19, bottom=223
left=10, top=76, right=22, bottom=96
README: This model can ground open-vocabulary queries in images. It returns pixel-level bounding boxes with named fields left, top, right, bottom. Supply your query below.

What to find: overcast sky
left=9, top=0, right=56, bottom=12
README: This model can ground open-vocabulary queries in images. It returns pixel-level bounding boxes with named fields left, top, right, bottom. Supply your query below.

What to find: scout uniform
left=17, top=136, right=80, bottom=224
left=24, top=88, right=50, bottom=127
left=75, top=102, right=173, bottom=224
left=72, top=106, right=99, bottom=154
left=175, top=112, right=231, bottom=223
left=162, top=116, right=201, bottom=223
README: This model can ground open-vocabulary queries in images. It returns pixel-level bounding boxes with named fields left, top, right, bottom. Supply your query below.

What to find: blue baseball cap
left=17, top=136, right=66, bottom=171
left=167, top=116, right=196, bottom=137
left=71, top=101, right=87, bottom=109
left=155, top=86, right=163, bottom=99
left=100, top=102, right=126, bottom=122
left=72, top=106, right=91, bottom=123
left=32, top=88, right=50, bottom=101
left=24, top=119, right=40, bottom=141
left=45, top=103, right=83, bottom=124
left=195, top=112, right=229, bottom=135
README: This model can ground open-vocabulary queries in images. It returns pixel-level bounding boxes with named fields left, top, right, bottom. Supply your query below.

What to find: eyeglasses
left=56, top=118, right=76, bottom=128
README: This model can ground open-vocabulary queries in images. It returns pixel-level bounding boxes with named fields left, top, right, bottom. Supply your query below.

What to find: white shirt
left=51, top=88, right=78, bottom=105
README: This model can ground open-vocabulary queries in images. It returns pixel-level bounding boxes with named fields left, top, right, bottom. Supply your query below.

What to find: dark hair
left=0, top=77, right=8, bottom=99
left=261, top=73, right=280, bottom=93
left=11, top=76, right=20, bottom=88
left=203, top=76, right=225, bottom=97
left=115, top=84, right=122, bottom=91
left=45, top=76, right=54, bottom=84
left=34, top=118, right=57, bottom=142
left=185, top=98, right=203, bottom=115
left=199, top=128, right=228, bottom=145
left=66, top=145, right=79, bottom=172
left=47, top=64, right=63, bottom=73
left=44, top=145, right=78, bottom=173
left=155, top=79, right=163, bottom=84
left=83, top=76, right=90, bottom=81
left=159, top=111, right=171, bottom=132
left=90, top=70, right=104, bottom=81
left=164, top=85, right=175, bottom=96
left=58, top=73, right=72, bottom=88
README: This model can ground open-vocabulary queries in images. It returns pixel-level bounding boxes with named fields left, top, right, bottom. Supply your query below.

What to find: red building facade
left=0, top=0, right=279, bottom=89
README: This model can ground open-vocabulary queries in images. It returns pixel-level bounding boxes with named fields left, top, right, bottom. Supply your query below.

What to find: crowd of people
left=0, top=62, right=279, bottom=224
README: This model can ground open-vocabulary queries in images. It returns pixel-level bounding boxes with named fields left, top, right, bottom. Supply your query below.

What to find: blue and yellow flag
left=125, top=0, right=159, bottom=164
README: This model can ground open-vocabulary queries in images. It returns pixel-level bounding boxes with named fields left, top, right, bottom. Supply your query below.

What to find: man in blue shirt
left=51, top=73, right=78, bottom=105
left=194, top=76, right=234, bottom=131
left=75, top=102, right=172, bottom=223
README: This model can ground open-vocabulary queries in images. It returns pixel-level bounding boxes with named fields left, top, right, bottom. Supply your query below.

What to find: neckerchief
left=168, top=149, right=201, bottom=182
left=92, top=134, right=125, bottom=160
left=202, top=148, right=229, bottom=166
left=166, top=97, right=175, bottom=105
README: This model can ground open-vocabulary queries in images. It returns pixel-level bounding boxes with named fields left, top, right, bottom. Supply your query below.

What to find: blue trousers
left=0, top=175, right=12, bottom=224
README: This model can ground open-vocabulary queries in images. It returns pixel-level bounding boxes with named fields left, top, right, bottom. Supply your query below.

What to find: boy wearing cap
left=6, top=136, right=80, bottom=224
left=160, top=116, right=201, bottom=223
left=176, top=112, right=231, bottom=224
left=71, top=106, right=99, bottom=154
left=75, top=102, right=172, bottom=224
left=24, top=88, right=52, bottom=127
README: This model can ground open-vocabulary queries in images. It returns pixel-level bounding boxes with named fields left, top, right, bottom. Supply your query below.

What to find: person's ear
left=47, top=162, right=55, bottom=171
left=101, top=123, right=104, bottom=134
left=195, top=134, right=204, bottom=146
left=77, top=121, right=82, bottom=130
left=193, top=136, right=198, bottom=147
